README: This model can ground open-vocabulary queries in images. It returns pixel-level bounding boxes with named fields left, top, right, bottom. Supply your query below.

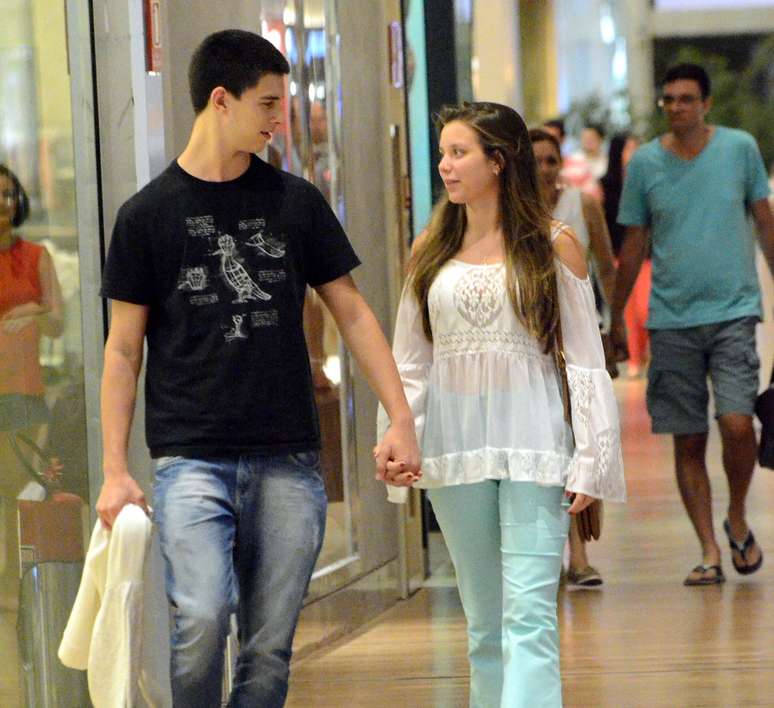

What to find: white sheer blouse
left=377, top=227, right=626, bottom=504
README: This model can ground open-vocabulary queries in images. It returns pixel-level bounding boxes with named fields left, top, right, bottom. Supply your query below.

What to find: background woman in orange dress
left=0, top=164, right=63, bottom=606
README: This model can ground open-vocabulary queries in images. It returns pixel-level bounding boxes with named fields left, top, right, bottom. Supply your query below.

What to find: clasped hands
left=373, top=421, right=599, bottom=511
left=373, top=419, right=422, bottom=487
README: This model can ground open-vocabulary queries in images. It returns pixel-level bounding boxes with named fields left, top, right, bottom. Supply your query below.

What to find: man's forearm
left=335, top=305, right=413, bottom=426
left=611, top=226, right=648, bottom=318
left=101, top=348, right=142, bottom=478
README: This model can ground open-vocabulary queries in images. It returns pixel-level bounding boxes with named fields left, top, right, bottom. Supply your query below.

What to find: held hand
left=95, top=472, right=148, bottom=530
left=375, top=455, right=422, bottom=487
left=374, top=419, right=422, bottom=487
left=609, top=316, right=630, bottom=363
left=566, top=492, right=596, bottom=514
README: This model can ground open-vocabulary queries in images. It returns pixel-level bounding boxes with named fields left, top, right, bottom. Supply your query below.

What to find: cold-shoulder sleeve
left=556, top=260, right=626, bottom=502
left=376, top=280, right=433, bottom=504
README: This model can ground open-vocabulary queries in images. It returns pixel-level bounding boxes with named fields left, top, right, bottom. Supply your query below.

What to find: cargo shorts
left=646, top=316, right=760, bottom=435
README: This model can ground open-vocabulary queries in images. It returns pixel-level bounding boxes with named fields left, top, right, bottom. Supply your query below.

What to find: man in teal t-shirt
left=612, top=63, right=774, bottom=587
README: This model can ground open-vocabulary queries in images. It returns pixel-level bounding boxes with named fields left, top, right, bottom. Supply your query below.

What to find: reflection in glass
left=0, top=2, right=89, bottom=704
left=261, top=0, right=357, bottom=580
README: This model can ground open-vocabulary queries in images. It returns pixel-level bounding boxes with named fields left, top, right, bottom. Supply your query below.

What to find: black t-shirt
left=101, top=155, right=360, bottom=458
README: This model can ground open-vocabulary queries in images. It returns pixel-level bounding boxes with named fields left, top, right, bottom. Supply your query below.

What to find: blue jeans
left=429, top=481, right=569, bottom=708
left=153, top=451, right=327, bottom=707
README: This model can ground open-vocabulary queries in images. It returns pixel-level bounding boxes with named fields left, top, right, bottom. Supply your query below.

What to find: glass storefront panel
left=1, top=1, right=90, bottom=704
left=260, top=0, right=360, bottom=592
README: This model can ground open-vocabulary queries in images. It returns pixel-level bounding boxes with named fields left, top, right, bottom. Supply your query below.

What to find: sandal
left=723, top=519, right=764, bottom=576
left=566, top=566, right=603, bottom=587
left=684, top=564, right=725, bottom=586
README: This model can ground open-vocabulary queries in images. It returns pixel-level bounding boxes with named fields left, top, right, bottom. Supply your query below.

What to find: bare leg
left=718, top=413, right=761, bottom=567
left=568, top=516, right=589, bottom=570
left=673, top=433, right=721, bottom=568
left=566, top=516, right=603, bottom=586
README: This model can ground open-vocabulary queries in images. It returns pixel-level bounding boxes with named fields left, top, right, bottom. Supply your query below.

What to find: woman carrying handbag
left=376, top=103, right=625, bottom=708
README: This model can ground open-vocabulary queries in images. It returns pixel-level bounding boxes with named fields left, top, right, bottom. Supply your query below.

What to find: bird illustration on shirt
left=245, top=230, right=285, bottom=258
left=213, top=233, right=271, bottom=303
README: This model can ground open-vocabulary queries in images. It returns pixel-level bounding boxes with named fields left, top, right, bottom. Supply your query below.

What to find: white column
left=471, top=0, right=522, bottom=110
left=624, top=0, right=655, bottom=134
left=128, top=0, right=166, bottom=187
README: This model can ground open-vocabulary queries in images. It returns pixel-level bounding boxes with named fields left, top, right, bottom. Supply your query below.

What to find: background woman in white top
left=530, top=128, right=618, bottom=588
left=376, top=102, right=625, bottom=708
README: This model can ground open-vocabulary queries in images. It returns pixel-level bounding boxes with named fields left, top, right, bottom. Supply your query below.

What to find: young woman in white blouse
left=377, top=102, right=626, bottom=708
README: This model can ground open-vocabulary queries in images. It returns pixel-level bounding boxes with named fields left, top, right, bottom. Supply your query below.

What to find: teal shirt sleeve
left=617, top=152, right=649, bottom=227
left=743, top=134, right=771, bottom=204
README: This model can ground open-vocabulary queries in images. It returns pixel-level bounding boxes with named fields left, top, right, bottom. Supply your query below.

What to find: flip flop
left=723, top=519, right=764, bottom=576
left=684, top=564, right=725, bottom=586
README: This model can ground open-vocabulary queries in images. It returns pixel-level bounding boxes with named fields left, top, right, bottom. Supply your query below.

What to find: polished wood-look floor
left=287, top=375, right=774, bottom=707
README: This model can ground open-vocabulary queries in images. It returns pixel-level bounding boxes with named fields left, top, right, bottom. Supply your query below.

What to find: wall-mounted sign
left=388, top=21, right=404, bottom=89
left=144, top=0, right=162, bottom=73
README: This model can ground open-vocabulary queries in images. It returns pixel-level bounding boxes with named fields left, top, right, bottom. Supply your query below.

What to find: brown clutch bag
left=554, top=301, right=603, bottom=543
left=571, top=493, right=603, bottom=542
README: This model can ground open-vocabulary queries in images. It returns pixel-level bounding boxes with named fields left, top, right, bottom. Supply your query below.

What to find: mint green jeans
left=428, top=481, right=569, bottom=708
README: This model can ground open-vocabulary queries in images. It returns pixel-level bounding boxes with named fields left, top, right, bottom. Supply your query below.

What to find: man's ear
left=210, top=86, right=228, bottom=114
left=702, top=96, right=713, bottom=116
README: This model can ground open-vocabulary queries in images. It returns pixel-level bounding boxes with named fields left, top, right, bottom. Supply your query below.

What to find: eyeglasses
left=2, top=190, right=16, bottom=205
left=657, top=94, right=702, bottom=109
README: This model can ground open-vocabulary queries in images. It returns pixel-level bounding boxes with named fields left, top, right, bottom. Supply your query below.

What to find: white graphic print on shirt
left=176, top=215, right=287, bottom=342
left=178, top=266, right=210, bottom=292
left=241, top=218, right=286, bottom=258
left=213, top=234, right=272, bottom=303
left=224, top=314, right=248, bottom=341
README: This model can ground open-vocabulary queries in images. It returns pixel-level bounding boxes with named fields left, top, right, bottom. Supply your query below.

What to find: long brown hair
left=409, top=102, right=558, bottom=352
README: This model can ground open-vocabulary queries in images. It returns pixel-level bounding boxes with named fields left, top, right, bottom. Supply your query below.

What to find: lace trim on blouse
left=565, top=365, right=627, bottom=501
left=418, top=446, right=573, bottom=488
left=568, top=367, right=594, bottom=428
left=435, top=329, right=545, bottom=360
left=564, top=427, right=625, bottom=500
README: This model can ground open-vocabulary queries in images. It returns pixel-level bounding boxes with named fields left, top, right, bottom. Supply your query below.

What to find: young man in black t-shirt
left=96, top=30, right=420, bottom=707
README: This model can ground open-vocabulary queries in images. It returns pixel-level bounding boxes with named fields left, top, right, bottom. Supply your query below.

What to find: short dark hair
left=189, top=30, right=290, bottom=114
left=584, top=123, right=606, bottom=140
left=663, top=63, right=711, bottom=99
left=543, top=118, right=565, bottom=140
left=0, top=163, right=30, bottom=227
left=529, top=127, right=562, bottom=156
